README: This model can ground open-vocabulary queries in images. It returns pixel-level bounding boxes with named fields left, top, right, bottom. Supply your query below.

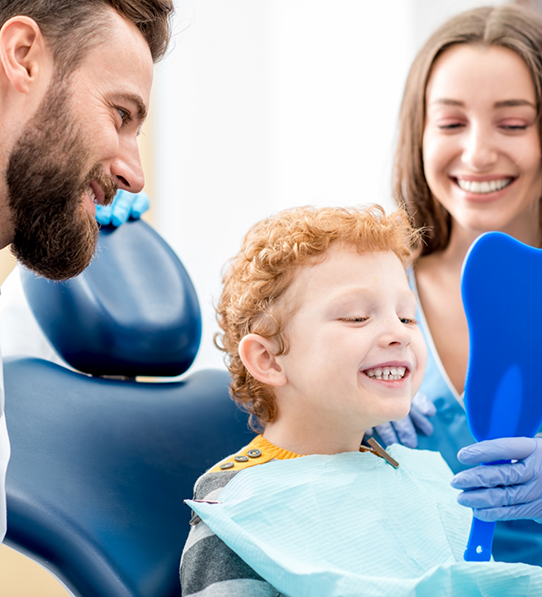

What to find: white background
left=152, top=0, right=506, bottom=374
left=0, top=0, right=509, bottom=374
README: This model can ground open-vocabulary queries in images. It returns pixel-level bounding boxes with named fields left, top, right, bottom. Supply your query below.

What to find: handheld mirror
left=461, top=232, right=542, bottom=561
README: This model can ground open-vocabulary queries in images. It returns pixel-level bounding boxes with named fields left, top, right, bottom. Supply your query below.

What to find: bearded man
left=0, top=0, right=174, bottom=544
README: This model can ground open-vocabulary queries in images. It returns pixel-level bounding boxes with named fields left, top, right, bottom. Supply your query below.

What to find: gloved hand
left=95, top=190, right=150, bottom=227
left=451, top=437, right=542, bottom=522
left=364, top=391, right=436, bottom=448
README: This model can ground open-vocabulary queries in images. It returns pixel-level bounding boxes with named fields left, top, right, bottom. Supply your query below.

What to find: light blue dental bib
left=187, top=445, right=542, bottom=597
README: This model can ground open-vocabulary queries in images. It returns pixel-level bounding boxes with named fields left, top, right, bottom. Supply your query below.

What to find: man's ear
left=238, top=334, right=287, bottom=387
left=0, top=16, right=48, bottom=95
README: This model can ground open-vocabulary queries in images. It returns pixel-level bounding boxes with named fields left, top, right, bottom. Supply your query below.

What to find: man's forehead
left=80, top=8, right=151, bottom=55
left=73, top=10, right=153, bottom=105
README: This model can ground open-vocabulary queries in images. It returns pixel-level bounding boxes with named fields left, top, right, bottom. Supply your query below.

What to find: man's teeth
left=364, top=366, right=406, bottom=381
left=88, top=186, right=97, bottom=204
left=456, top=178, right=512, bottom=194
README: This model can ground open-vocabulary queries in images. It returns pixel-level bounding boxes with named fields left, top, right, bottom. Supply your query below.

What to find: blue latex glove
left=451, top=437, right=542, bottom=522
left=95, top=190, right=150, bottom=227
left=364, top=391, right=436, bottom=448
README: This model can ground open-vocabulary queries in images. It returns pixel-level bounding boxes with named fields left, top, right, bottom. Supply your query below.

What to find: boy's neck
left=263, top=419, right=364, bottom=456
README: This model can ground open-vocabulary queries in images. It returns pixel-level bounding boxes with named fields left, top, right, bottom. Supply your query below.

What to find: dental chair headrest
left=21, top=219, right=201, bottom=378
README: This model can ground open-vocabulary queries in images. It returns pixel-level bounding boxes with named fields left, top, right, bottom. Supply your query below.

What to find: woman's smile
left=423, top=44, right=542, bottom=242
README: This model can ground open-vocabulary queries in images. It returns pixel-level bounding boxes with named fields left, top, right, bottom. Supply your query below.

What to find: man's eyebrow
left=112, top=93, right=148, bottom=121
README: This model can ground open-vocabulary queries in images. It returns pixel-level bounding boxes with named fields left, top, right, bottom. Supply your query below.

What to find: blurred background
left=0, top=0, right=529, bottom=594
left=153, top=0, right=514, bottom=375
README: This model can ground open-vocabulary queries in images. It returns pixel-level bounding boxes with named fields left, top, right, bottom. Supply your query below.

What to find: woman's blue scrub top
left=410, top=271, right=542, bottom=566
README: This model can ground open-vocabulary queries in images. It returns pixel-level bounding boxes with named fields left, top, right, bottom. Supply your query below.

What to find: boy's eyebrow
left=325, top=287, right=373, bottom=303
left=324, top=288, right=383, bottom=310
left=327, top=286, right=414, bottom=300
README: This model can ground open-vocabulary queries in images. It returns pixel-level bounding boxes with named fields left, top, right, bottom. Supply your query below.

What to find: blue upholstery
left=20, top=220, right=202, bottom=378
left=4, top=220, right=253, bottom=597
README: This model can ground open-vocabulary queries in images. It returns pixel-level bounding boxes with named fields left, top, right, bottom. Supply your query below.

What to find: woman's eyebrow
left=429, top=98, right=535, bottom=109
left=428, top=98, right=464, bottom=107
left=494, top=99, right=536, bottom=109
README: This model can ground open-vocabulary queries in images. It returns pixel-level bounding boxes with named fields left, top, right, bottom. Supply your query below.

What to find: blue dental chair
left=3, top=220, right=254, bottom=597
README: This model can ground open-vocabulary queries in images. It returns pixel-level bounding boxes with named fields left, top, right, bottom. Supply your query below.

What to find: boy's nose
left=378, top=318, right=411, bottom=348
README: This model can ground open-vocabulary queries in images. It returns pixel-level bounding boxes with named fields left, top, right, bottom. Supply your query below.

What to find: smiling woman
left=423, top=44, right=542, bottom=248
left=391, top=2, right=542, bottom=567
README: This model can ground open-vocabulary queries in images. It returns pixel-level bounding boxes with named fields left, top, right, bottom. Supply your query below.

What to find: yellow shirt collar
left=208, top=434, right=302, bottom=474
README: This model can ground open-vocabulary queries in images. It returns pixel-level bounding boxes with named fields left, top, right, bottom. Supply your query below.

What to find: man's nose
left=462, top=123, right=498, bottom=171
left=110, top=135, right=145, bottom=193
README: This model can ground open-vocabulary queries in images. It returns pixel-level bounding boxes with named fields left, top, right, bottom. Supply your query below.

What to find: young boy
left=180, top=206, right=542, bottom=597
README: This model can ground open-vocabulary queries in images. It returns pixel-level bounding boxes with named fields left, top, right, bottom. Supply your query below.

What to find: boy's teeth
left=456, top=178, right=512, bottom=194
left=88, top=186, right=96, bottom=203
left=364, top=366, right=406, bottom=381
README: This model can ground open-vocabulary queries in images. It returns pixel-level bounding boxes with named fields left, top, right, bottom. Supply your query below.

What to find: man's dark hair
left=0, top=0, right=174, bottom=76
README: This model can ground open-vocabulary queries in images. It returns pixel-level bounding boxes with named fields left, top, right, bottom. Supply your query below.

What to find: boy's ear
left=238, top=334, right=287, bottom=387
left=0, top=16, right=48, bottom=95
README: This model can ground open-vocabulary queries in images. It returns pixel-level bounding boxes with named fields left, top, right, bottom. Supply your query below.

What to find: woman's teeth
left=364, top=366, right=406, bottom=381
left=456, top=178, right=512, bottom=194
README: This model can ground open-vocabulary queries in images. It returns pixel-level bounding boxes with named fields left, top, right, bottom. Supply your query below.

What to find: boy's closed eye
left=399, top=317, right=420, bottom=325
left=340, top=316, right=369, bottom=323
left=338, top=316, right=419, bottom=325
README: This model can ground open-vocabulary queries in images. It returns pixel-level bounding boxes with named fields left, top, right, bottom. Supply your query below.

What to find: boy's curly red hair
left=215, top=205, right=420, bottom=431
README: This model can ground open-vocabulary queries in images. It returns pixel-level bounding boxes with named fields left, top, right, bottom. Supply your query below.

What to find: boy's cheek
left=412, top=335, right=428, bottom=394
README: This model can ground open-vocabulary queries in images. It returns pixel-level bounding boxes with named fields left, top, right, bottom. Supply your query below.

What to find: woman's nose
left=462, top=123, right=498, bottom=171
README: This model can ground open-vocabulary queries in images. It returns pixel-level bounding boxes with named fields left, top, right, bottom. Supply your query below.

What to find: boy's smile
left=363, top=363, right=410, bottom=383
left=264, top=245, right=427, bottom=455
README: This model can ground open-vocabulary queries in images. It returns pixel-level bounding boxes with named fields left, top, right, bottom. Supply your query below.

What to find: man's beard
left=6, top=78, right=117, bottom=281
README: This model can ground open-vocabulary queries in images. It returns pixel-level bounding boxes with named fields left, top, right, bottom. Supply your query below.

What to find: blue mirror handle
left=464, top=517, right=495, bottom=561
left=463, top=459, right=510, bottom=561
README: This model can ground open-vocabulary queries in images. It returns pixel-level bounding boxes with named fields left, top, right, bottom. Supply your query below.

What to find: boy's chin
left=381, top=405, right=413, bottom=426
